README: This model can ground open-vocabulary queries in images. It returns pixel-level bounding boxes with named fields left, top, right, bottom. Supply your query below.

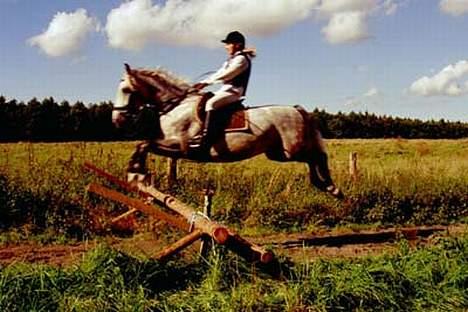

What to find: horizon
left=2, top=93, right=466, bottom=124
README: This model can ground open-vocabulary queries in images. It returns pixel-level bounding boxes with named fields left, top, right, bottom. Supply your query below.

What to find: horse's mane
left=133, top=67, right=191, bottom=93
left=129, top=67, right=198, bottom=113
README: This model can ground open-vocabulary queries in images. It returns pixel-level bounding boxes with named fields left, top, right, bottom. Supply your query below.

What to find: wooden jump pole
left=137, top=183, right=229, bottom=244
left=87, top=183, right=188, bottom=231
left=84, top=162, right=274, bottom=264
left=83, top=162, right=229, bottom=244
left=153, top=229, right=203, bottom=261
left=137, top=183, right=274, bottom=263
left=225, top=232, right=274, bottom=264
left=111, top=208, right=138, bottom=224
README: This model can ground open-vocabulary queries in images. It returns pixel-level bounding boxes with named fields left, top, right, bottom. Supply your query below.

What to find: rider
left=190, top=30, right=255, bottom=156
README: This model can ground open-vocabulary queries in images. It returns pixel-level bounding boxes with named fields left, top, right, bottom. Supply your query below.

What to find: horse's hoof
left=334, top=190, right=345, bottom=200
left=127, top=172, right=147, bottom=184
left=327, top=185, right=344, bottom=200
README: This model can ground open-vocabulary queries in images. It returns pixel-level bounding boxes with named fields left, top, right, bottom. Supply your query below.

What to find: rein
left=157, top=88, right=199, bottom=115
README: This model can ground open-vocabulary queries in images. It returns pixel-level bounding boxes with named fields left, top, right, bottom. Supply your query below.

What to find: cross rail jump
left=83, top=162, right=274, bottom=264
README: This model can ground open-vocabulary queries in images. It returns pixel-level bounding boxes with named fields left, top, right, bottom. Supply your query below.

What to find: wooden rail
left=136, top=183, right=229, bottom=244
left=153, top=229, right=203, bottom=261
left=87, top=183, right=188, bottom=231
left=84, top=162, right=274, bottom=263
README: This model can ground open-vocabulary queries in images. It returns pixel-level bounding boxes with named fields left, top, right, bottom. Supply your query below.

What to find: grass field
left=0, top=139, right=467, bottom=238
left=0, top=139, right=467, bottom=311
left=0, top=235, right=466, bottom=311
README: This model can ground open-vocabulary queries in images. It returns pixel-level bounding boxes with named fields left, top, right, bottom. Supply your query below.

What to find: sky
left=1, top=0, right=468, bottom=122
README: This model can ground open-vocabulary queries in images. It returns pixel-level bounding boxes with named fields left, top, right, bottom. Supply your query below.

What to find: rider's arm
left=201, top=55, right=248, bottom=85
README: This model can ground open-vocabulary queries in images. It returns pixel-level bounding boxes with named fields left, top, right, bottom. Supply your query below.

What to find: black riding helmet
left=221, top=31, right=245, bottom=46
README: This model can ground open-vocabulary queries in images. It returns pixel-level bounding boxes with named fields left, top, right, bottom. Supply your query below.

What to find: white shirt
left=201, top=51, right=250, bottom=95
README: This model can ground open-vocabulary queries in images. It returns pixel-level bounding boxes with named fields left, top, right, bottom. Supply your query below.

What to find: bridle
left=113, top=66, right=204, bottom=121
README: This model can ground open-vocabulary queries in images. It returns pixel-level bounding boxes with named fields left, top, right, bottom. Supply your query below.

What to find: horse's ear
left=124, top=63, right=132, bottom=74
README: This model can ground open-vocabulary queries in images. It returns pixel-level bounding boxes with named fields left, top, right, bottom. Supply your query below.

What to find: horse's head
left=112, top=63, right=191, bottom=128
left=113, top=64, right=151, bottom=128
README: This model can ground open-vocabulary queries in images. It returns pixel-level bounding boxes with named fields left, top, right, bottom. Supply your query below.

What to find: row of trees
left=0, top=96, right=467, bottom=142
left=312, top=109, right=468, bottom=139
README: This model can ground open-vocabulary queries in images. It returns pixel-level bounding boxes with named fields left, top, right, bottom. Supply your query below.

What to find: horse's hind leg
left=308, top=151, right=344, bottom=200
left=127, top=141, right=151, bottom=182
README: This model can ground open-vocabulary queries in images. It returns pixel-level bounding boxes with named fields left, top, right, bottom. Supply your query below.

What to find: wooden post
left=349, top=152, right=358, bottom=181
left=200, top=187, right=215, bottom=257
left=167, top=157, right=177, bottom=188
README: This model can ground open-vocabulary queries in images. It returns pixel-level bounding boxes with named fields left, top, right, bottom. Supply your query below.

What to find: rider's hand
left=193, top=82, right=208, bottom=90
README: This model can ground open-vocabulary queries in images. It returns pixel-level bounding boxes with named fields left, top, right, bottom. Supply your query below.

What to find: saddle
left=196, top=92, right=249, bottom=132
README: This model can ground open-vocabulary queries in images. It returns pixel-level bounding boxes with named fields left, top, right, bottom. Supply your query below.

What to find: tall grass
left=0, top=139, right=466, bottom=239
left=0, top=234, right=466, bottom=311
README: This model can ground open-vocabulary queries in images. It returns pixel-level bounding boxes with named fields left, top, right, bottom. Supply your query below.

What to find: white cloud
left=317, top=0, right=404, bottom=44
left=364, top=87, right=380, bottom=97
left=27, top=9, right=99, bottom=57
left=440, top=0, right=468, bottom=16
left=105, top=0, right=319, bottom=50
left=344, top=96, right=361, bottom=107
left=318, top=0, right=377, bottom=16
left=321, top=10, right=370, bottom=44
left=28, top=9, right=99, bottom=57
left=345, top=86, right=381, bottom=107
left=105, top=0, right=400, bottom=49
left=382, top=0, right=398, bottom=15
left=409, top=60, right=468, bottom=97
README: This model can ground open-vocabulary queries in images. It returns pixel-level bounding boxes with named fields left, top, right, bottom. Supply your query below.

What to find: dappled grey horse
left=112, top=64, right=343, bottom=199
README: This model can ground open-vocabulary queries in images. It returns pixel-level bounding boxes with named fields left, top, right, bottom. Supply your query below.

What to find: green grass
left=0, top=234, right=466, bottom=311
left=0, top=139, right=467, bottom=311
left=0, top=139, right=467, bottom=240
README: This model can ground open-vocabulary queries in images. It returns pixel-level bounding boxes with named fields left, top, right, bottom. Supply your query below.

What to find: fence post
left=349, top=151, right=358, bottom=181
left=200, top=186, right=215, bottom=257
left=167, top=157, right=177, bottom=188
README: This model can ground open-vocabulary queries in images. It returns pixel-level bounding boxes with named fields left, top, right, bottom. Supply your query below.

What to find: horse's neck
left=159, top=96, right=200, bottom=139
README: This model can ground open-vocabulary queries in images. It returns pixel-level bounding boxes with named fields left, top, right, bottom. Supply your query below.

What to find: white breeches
left=205, top=91, right=242, bottom=112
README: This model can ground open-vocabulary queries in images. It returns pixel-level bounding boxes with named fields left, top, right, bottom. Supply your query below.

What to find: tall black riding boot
left=189, top=110, right=218, bottom=159
left=200, top=110, right=218, bottom=154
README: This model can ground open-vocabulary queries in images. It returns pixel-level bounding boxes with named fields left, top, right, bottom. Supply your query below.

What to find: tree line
left=0, top=96, right=467, bottom=142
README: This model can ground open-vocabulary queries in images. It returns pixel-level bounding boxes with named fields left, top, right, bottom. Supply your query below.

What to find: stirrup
left=188, top=134, right=203, bottom=148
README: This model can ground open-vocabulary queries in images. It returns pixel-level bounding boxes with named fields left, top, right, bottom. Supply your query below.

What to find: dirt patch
left=279, top=242, right=399, bottom=260
left=0, top=225, right=465, bottom=266
left=252, top=224, right=466, bottom=261
left=0, top=243, right=96, bottom=267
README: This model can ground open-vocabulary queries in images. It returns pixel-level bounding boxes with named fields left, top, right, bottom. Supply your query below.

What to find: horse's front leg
left=127, top=141, right=151, bottom=183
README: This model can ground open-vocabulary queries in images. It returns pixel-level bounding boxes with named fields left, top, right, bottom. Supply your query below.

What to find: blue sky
left=1, top=0, right=468, bottom=121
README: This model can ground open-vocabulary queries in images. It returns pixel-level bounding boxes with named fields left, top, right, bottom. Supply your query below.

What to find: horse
left=112, top=64, right=344, bottom=199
